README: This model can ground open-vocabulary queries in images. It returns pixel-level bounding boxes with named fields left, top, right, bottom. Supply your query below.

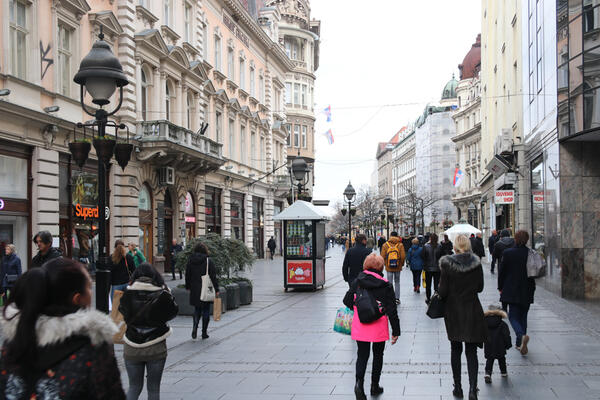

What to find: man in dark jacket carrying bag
left=31, top=231, right=62, bottom=268
left=342, top=234, right=372, bottom=287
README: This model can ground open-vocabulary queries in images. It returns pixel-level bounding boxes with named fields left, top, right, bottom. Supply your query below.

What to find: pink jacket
left=350, top=270, right=390, bottom=343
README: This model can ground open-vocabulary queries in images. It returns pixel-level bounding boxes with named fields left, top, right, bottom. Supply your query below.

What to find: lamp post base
left=95, top=256, right=111, bottom=313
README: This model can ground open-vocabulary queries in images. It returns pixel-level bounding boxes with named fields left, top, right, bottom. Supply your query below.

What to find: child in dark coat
left=484, top=304, right=512, bottom=383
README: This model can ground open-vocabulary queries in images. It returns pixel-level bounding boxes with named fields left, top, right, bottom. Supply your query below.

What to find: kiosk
left=274, top=201, right=330, bottom=291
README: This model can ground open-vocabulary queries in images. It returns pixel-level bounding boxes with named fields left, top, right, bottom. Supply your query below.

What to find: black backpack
left=355, top=285, right=384, bottom=323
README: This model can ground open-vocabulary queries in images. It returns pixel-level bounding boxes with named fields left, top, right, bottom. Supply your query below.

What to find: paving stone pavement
left=117, top=246, right=600, bottom=399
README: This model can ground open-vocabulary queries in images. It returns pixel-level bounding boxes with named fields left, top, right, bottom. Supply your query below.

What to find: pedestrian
left=31, top=230, right=62, bottom=268
left=498, top=230, right=536, bottom=355
left=0, top=257, right=126, bottom=399
left=108, top=241, right=136, bottom=303
left=483, top=304, right=512, bottom=384
left=440, top=234, right=453, bottom=256
left=128, top=242, right=147, bottom=268
left=343, top=253, right=400, bottom=400
left=438, top=234, right=486, bottom=400
left=119, top=263, right=179, bottom=400
left=406, top=238, right=424, bottom=293
left=1, top=244, right=22, bottom=294
left=185, top=242, right=219, bottom=339
left=422, top=233, right=443, bottom=304
left=170, top=239, right=183, bottom=280
left=366, top=237, right=375, bottom=252
left=493, top=229, right=515, bottom=310
left=267, top=236, right=276, bottom=260
left=488, top=230, right=499, bottom=273
left=380, top=232, right=405, bottom=304
left=401, top=235, right=412, bottom=254
left=377, top=236, right=387, bottom=253
left=470, top=233, right=485, bottom=259
left=342, top=234, right=372, bottom=288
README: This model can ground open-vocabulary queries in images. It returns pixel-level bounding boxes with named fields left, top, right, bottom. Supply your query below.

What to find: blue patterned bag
left=333, top=306, right=353, bottom=335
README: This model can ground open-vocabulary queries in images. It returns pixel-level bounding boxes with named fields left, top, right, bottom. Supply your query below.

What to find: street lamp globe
left=343, top=181, right=356, bottom=202
left=383, top=196, right=394, bottom=209
left=74, top=30, right=128, bottom=106
left=291, top=155, right=309, bottom=182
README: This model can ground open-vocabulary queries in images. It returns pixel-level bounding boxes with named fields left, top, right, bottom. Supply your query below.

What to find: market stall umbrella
left=443, top=222, right=481, bottom=243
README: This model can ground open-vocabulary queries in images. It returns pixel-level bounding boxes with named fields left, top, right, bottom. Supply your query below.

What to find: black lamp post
left=383, top=195, right=394, bottom=238
left=71, top=28, right=129, bottom=313
left=343, top=181, right=356, bottom=248
left=291, top=154, right=310, bottom=201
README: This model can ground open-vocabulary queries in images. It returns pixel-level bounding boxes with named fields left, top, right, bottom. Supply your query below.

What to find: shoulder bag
left=200, top=257, right=216, bottom=302
left=426, top=292, right=445, bottom=319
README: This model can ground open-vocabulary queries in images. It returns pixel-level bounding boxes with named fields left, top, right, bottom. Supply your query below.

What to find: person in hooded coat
left=438, top=235, right=487, bottom=400
left=343, top=253, right=400, bottom=400
left=406, top=238, right=424, bottom=293
left=185, top=242, right=219, bottom=340
left=483, top=304, right=511, bottom=384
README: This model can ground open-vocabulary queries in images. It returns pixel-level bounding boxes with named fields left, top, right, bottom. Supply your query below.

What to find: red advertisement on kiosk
left=287, top=260, right=313, bottom=285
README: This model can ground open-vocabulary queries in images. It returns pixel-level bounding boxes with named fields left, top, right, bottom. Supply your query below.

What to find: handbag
left=333, top=306, right=353, bottom=335
left=200, top=257, right=216, bottom=302
left=426, top=292, right=445, bottom=319
left=526, top=248, right=547, bottom=278
left=3, top=274, right=18, bottom=287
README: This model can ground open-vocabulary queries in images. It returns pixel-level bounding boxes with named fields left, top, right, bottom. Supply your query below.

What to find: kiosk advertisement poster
left=287, top=260, right=313, bottom=284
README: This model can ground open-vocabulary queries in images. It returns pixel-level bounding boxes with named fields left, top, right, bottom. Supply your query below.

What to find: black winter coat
left=1, top=253, right=22, bottom=288
left=377, top=237, right=387, bottom=250
left=0, top=306, right=125, bottom=399
left=342, top=243, right=372, bottom=284
left=440, top=240, right=453, bottom=256
left=343, top=269, right=401, bottom=337
left=108, top=254, right=136, bottom=285
left=492, top=237, right=515, bottom=262
left=438, top=253, right=487, bottom=344
left=483, top=309, right=512, bottom=360
left=498, top=245, right=536, bottom=305
left=31, top=247, right=62, bottom=269
left=267, top=238, right=276, bottom=251
left=422, top=243, right=442, bottom=272
left=185, top=253, right=219, bottom=306
left=470, top=237, right=485, bottom=259
left=488, top=235, right=498, bottom=255
left=119, top=278, right=179, bottom=347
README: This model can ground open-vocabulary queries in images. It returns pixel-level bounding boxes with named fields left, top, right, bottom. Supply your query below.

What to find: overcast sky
left=310, top=0, right=481, bottom=207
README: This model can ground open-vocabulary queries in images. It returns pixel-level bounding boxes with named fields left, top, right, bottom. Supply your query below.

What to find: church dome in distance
left=442, top=74, right=458, bottom=100
left=458, top=34, right=481, bottom=80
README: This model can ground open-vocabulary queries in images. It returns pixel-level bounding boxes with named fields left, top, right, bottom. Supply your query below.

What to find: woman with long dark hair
left=185, top=242, right=219, bottom=339
left=119, top=263, right=179, bottom=400
left=0, top=258, right=125, bottom=399
left=109, top=241, right=136, bottom=302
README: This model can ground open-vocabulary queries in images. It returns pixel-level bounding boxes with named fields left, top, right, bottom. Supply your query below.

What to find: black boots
left=201, top=318, right=210, bottom=339
left=370, top=373, right=383, bottom=395
left=191, top=315, right=199, bottom=339
left=468, top=387, right=478, bottom=400
left=452, top=383, right=463, bottom=398
left=354, top=378, right=366, bottom=400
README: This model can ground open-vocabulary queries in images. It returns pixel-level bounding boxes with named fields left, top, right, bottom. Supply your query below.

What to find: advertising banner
left=495, top=190, right=515, bottom=204
left=287, top=260, right=313, bottom=285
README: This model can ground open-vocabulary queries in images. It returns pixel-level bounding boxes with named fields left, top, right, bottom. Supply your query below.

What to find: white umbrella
left=443, top=222, right=481, bottom=243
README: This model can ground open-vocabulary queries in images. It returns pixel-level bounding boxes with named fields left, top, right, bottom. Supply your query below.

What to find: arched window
left=138, top=186, right=151, bottom=211
left=141, top=69, right=148, bottom=121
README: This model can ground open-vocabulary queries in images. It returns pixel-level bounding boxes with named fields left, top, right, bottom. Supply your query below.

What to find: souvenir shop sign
left=495, top=190, right=515, bottom=205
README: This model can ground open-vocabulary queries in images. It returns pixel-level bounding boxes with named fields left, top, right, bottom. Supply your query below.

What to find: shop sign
left=157, top=202, right=165, bottom=254
left=286, top=260, right=313, bottom=285
left=495, top=190, right=515, bottom=204
left=532, top=190, right=544, bottom=204
left=74, top=204, right=99, bottom=220
left=0, top=198, right=4, bottom=210
left=185, top=216, right=196, bottom=223
left=71, top=173, right=98, bottom=206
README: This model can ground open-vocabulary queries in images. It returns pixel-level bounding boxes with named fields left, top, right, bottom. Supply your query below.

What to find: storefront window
left=531, top=155, right=545, bottom=252
left=252, top=196, right=264, bottom=257
left=205, top=186, right=221, bottom=234
left=185, top=191, right=196, bottom=241
left=138, top=185, right=152, bottom=263
left=0, top=155, right=27, bottom=199
left=231, top=191, right=244, bottom=241
left=70, top=170, right=99, bottom=268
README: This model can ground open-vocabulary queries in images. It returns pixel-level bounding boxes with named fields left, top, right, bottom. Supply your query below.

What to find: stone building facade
left=0, top=0, right=315, bottom=271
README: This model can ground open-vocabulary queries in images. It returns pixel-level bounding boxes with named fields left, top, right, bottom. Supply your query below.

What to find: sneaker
left=484, top=374, right=491, bottom=384
left=520, top=335, right=529, bottom=355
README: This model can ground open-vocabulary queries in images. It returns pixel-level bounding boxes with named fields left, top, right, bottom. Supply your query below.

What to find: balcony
left=137, top=120, right=225, bottom=173
left=292, top=60, right=307, bottom=70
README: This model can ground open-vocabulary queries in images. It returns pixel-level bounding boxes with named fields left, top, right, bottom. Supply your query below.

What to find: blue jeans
left=508, top=303, right=530, bottom=346
left=125, top=358, right=166, bottom=400
left=387, top=271, right=401, bottom=300
left=194, top=302, right=211, bottom=332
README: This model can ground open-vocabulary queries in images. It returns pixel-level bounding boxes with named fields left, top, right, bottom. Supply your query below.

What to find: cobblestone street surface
left=117, top=247, right=600, bottom=399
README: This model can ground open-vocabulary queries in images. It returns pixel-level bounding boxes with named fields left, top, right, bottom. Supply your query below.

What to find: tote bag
left=333, top=306, right=353, bottom=335
left=200, top=257, right=216, bottom=302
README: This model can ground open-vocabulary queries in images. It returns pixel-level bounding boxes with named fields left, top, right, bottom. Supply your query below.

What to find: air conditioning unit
left=494, top=129, right=513, bottom=156
left=159, top=167, right=175, bottom=185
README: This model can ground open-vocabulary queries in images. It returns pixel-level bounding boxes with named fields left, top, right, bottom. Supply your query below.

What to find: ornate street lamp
left=71, top=27, right=129, bottom=313
left=343, top=181, right=356, bottom=248
left=291, top=154, right=310, bottom=201
left=383, top=195, right=394, bottom=238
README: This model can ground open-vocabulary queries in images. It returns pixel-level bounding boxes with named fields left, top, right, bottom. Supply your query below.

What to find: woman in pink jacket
left=343, top=253, right=400, bottom=400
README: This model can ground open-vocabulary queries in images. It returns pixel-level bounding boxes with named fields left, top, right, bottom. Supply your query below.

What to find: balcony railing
left=292, top=60, right=307, bottom=69
left=140, top=120, right=223, bottom=159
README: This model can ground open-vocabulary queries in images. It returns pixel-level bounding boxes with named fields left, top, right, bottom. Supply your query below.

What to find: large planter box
left=171, top=287, right=194, bottom=316
left=237, top=281, right=253, bottom=305
left=225, top=283, right=240, bottom=310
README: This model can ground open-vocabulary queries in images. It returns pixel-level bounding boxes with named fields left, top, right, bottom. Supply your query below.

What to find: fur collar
left=127, top=281, right=163, bottom=292
left=484, top=309, right=507, bottom=318
left=440, top=253, right=481, bottom=273
left=1, top=305, right=117, bottom=347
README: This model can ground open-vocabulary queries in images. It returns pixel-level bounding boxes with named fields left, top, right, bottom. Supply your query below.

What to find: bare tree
left=396, top=183, right=439, bottom=235
left=354, top=186, right=381, bottom=243
left=327, top=201, right=348, bottom=236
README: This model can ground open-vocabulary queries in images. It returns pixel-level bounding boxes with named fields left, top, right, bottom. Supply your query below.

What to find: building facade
left=452, top=34, right=483, bottom=228
left=376, top=131, right=400, bottom=201
left=0, top=0, right=314, bottom=272
left=266, top=0, right=320, bottom=198
left=391, top=128, right=416, bottom=235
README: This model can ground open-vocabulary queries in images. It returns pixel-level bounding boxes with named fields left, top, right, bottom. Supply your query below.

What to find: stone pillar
left=264, top=193, right=275, bottom=242
left=31, top=148, right=59, bottom=257
left=109, top=162, right=139, bottom=248
left=159, top=71, right=167, bottom=120
left=153, top=68, right=161, bottom=120
left=246, top=192, right=254, bottom=251
left=175, top=82, right=184, bottom=127
left=222, top=188, right=231, bottom=238
left=193, top=92, right=200, bottom=132
left=196, top=180, right=206, bottom=235
left=135, top=58, right=143, bottom=121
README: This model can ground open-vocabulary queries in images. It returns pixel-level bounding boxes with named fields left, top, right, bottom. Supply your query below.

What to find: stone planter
left=225, top=283, right=240, bottom=310
left=171, top=286, right=194, bottom=316
left=237, top=281, right=252, bottom=305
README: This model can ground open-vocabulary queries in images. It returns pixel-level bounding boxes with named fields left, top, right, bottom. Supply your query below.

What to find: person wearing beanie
left=483, top=304, right=511, bottom=384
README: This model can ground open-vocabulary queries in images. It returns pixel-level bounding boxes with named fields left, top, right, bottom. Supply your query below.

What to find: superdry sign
left=495, top=190, right=515, bottom=205
left=74, top=204, right=99, bottom=220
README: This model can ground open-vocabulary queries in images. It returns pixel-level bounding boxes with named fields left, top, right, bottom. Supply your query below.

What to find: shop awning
left=273, top=200, right=331, bottom=221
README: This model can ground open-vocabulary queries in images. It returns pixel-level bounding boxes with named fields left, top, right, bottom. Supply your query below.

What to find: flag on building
left=453, top=167, right=464, bottom=188
left=322, top=129, right=334, bottom=144
left=322, top=105, right=332, bottom=122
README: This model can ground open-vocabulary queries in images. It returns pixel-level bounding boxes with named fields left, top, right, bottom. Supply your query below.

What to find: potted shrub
left=93, top=136, right=116, bottom=166
left=233, top=277, right=253, bottom=305
left=69, top=139, right=91, bottom=168
left=114, top=142, right=133, bottom=170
